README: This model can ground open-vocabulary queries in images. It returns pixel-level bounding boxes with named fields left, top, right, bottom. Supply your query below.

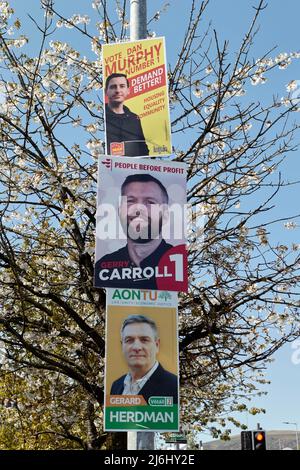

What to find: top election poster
left=102, top=37, right=172, bottom=157
left=94, top=155, right=188, bottom=292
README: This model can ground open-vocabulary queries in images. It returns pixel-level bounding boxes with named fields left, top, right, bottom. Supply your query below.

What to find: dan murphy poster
left=102, top=37, right=171, bottom=157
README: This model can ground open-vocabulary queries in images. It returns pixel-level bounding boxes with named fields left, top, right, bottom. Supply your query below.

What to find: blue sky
left=8, top=0, right=300, bottom=443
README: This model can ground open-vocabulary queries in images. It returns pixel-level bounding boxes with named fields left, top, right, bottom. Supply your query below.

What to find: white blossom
left=68, top=14, right=90, bottom=26
left=193, top=87, right=204, bottom=98
left=284, top=222, right=298, bottom=230
left=0, top=1, right=13, bottom=21
left=85, top=123, right=99, bottom=133
left=92, top=0, right=101, bottom=9
left=10, top=35, right=28, bottom=48
left=216, top=141, right=226, bottom=150
left=86, top=139, right=104, bottom=156
left=275, top=52, right=289, bottom=63
left=278, top=59, right=292, bottom=69
left=72, top=117, right=82, bottom=127
left=91, top=37, right=101, bottom=55
left=204, top=105, right=215, bottom=114
left=281, top=97, right=291, bottom=107
left=251, top=75, right=267, bottom=86
left=286, top=80, right=298, bottom=92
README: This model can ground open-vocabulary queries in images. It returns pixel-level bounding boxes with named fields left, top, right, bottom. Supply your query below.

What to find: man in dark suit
left=110, top=315, right=178, bottom=404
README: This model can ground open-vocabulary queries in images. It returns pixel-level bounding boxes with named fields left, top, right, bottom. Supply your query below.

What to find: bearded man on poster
left=94, top=173, right=173, bottom=289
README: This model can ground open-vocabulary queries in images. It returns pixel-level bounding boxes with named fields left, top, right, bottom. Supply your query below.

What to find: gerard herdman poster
left=104, top=288, right=179, bottom=432
left=94, top=156, right=187, bottom=292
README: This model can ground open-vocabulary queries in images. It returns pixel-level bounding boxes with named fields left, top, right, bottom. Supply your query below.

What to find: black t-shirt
left=94, top=239, right=172, bottom=289
left=105, top=104, right=149, bottom=156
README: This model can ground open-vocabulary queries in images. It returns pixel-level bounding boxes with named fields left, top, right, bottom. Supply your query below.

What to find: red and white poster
left=94, top=156, right=187, bottom=292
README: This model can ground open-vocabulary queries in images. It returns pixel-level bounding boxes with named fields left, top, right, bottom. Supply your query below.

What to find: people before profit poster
left=102, top=37, right=171, bottom=157
left=104, top=288, right=179, bottom=432
left=94, top=156, right=188, bottom=292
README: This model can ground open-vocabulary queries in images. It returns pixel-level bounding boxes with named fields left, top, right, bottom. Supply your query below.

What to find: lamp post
left=283, top=421, right=299, bottom=450
left=128, top=2, right=153, bottom=453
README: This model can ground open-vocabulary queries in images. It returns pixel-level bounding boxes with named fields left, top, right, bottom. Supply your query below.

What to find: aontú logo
left=112, top=289, right=172, bottom=302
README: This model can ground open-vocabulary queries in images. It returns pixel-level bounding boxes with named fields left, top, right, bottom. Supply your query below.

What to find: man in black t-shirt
left=94, top=174, right=172, bottom=289
left=105, top=73, right=149, bottom=157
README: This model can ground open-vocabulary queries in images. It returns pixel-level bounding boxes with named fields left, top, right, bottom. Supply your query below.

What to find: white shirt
left=122, top=361, right=159, bottom=395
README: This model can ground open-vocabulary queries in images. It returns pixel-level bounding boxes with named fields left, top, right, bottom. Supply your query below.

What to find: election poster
left=102, top=37, right=172, bottom=157
left=104, top=288, right=179, bottom=432
left=94, top=155, right=188, bottom=292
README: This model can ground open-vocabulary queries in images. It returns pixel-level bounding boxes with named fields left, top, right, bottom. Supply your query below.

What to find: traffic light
left=252, top=431, right=266, bottom=450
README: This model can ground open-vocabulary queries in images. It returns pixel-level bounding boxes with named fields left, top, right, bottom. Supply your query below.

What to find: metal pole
left=295, top=423, right=299, bottom=451
left=137, top=432, right=155, bottom=450
left=130, top=0, right=147, bottom=41
left=127, top=0, right=154, bottom=451
left=283, top=421, right=299, bottom=451
left=127, top=431, right=137, bottom=450
left=128, top=430, right=155, bottom=450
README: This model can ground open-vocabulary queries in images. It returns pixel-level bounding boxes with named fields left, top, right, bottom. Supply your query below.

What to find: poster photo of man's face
left=105, top=75, right=130, bottom=109
left=118, top=176, right=169, bottom=244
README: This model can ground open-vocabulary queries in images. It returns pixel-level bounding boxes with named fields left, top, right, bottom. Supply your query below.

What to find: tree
left=0, top=0, right=299, bottom=448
